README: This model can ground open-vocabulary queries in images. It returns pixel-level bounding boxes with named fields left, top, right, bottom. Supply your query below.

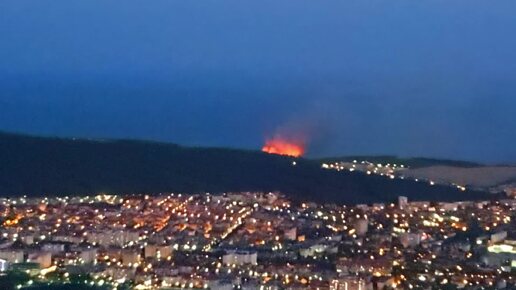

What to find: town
left=1, top=192, right=516, bottom=290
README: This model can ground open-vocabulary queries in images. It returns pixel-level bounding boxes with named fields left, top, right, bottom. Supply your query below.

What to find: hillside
left=316, top=155, right=516, bottom=192
left=401, top=166, right=516, bottom=188
left=0, top=132, right=492, bottom=204
left=317, top=155, right=482, bottom=168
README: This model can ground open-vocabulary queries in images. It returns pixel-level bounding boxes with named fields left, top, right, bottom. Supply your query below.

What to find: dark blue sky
left=1, top=1, right=515, bottom=163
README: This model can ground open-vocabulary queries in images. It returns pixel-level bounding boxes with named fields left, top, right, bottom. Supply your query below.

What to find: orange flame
left=262, top=137, right=305, bottom=157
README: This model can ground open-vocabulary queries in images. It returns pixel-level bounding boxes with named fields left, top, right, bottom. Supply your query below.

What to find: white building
left=20, top=234, right=35, bottom=245
left=42, top=243, right=66, bottom=253
left=0, top=259, right=8, bottom=271
left=122, top=250, right=141, bottom=267
left=222, top=250, right=257, bottom=266
left=490, top=231, right=508, bottom=245
left=283, top=227, right=297, bottom=241
left=354, top=219, right=369, bottom=236
left=399, top=232, right=421, bottom=248
left=27, top=251, right=52, bottom=268
left=398, top=196, right=408, bottom=210
left=144, top=244, right=173, bottom=259
left=87, top=230, right=140, bottom=247
left=79, top=247, right=98, bottom=264
left=330, top=276, right=369, bottom=290
left=0, top=250, right=24, bottom=264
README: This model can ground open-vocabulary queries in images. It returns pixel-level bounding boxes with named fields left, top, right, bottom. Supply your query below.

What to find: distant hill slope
left=401, top=166, right=516, bottom=188
left=317, top=155, right=482, bottom=168
left=317, top=155, right=516, bottom=191
left=0, top=132, right=492, bottom=204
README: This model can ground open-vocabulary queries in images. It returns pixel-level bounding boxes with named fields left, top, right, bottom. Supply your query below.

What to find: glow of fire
left=262, top=137, right=305, bottom=157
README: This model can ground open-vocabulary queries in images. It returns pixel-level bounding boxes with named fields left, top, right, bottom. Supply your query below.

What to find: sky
left=0, top=1, right=515, bottom=163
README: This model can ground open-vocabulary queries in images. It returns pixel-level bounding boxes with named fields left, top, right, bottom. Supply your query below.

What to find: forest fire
left=262, top=137, right=305, bottom=157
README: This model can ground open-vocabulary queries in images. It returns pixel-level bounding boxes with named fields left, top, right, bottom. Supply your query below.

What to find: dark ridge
left=0, top=131, right=492, bottom=204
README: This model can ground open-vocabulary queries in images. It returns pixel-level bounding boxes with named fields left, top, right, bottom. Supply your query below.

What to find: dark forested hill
left=0, top=132, right=492, bottom=204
